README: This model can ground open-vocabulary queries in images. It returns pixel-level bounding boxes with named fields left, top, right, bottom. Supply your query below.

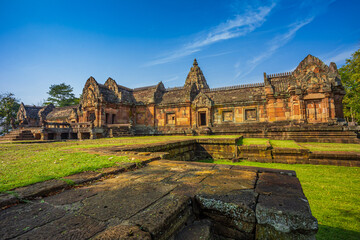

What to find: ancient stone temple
left=13, top=54, right=359, bottom=142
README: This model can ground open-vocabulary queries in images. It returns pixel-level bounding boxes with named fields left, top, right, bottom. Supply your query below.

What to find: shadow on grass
left=317, top=225, right=360, bottom=240
left=197, top=158, right=215, bottom=163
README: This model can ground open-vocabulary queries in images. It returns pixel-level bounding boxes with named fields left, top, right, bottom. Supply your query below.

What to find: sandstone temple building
left=11, top=54, right=359, bottom=143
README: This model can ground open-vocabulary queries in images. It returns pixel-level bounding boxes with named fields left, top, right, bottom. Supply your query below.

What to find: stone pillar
left=41, top=132, right=46, bottom=140
left=78, top=132, right=82, bottom=140
left=90, top=128, right=97, bottom=139
left=55, top=133, right=61, bottom=141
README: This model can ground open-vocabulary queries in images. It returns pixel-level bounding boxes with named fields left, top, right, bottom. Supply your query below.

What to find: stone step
left=1, top=130, right=35, bottom=141
left=174, top=220, right=213, bottom=240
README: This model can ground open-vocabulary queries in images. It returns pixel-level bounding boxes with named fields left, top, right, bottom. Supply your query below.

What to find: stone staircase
left=0, top=129, right=35, bottom=141
left=109, top=126, right=132, bottom=137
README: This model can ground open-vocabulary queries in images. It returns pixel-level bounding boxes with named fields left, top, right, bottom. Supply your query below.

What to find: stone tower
left=184, top=59, right=209, bottom=91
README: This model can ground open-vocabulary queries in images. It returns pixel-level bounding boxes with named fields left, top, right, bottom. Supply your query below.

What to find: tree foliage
left=45, top=83, right=80, bottom=107
left=339, top=48, right=360, bottom=123
left=0, top=93, right=20, bottom=134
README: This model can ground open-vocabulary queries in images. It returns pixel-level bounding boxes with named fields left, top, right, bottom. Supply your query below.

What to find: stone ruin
left=5, top=54, right=358, bottom=143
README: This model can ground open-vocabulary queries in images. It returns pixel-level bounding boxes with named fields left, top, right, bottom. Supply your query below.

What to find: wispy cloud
left=145, top=2, right=276, bottom=66
left=162, top=76, right=179, bottom=83
left=234, top=0, right=337, bottom=80
left=199, top=50, right=236, bottom=59
left=235, top=17, right=313, bottom=79
left=323, top=46, right=359, bottom=65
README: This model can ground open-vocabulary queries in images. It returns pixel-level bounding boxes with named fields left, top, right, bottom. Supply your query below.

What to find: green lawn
left=199, top=159, right=360, bottom=240
left=270, top=139, right=301, bottom=149
left=298, top=142, right=360, bottom=152
left=241, top=138, right=269, bottom=145
left=0, top=135, right=240, bottom=191
left=1, top=136, right=359, bottom=239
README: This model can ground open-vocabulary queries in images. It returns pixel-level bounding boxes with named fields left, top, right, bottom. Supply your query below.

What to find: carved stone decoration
left=82, top=77, right=101, bottom=108
left=184, top=59, right=209, bottom=91
left=16, top=103, right=27, bottom=122
left=292, top=55, right=341, bottom=95
left=245, top=109, right=257, bottom=121
left=192, top=92, right=212, bottom=109
left=38, top=103, right=55, bottom=123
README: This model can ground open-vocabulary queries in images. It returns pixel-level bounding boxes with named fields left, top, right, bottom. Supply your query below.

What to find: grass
left=0, top=135, right=240, bottom=191
left=298, top=142, right=360, bottom=152
left=270, top=139, right=301, bottom=149
left=198, top=159, right=360, bottom=240
left=241, top=138, right=269, bottom=145
left=1, top=135, right=359, bottom=239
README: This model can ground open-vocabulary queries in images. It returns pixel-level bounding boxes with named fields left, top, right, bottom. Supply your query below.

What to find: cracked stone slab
left=93, top=224, right=151, bottom=240
left=200, top=169, right=257, bottom=192
left=196, top=189, right=257, bottom=224
left=202, top=211, right=255, bottom=233
left=80, top=182, right=177, bottom=221
left=0, top=202, right=66, bottom=239
left=129, top=193, right=192, bottom=239
left=212, top=222, right=254, bottom=240
left=0, top=193, right=18, bottom=208
left=16, top=214, right=106, bottom=240
left=255, top=172, right=304, bottom=196
left=14, top=179, right=69, bottom=199
left=256, top=194, right=318, bottom=235
left=256, top=224, right=316, bottom=240
left=44, top=187, right=98, bottom=205
left=63, top=171, right=103, bottom=185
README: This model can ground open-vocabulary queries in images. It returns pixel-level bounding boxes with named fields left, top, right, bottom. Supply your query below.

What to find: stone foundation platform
left=0, top=160, right=318, bottom=239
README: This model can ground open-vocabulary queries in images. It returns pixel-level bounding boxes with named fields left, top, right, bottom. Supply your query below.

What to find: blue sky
left=0, top=0, right=359, bottom=105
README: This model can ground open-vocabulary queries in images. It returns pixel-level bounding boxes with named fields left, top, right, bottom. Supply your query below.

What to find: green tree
left=0, top=93, right=20, bottom=134
left=339, top=48, right=360, bottom=123
left=45, top=83, right=80, bottom=107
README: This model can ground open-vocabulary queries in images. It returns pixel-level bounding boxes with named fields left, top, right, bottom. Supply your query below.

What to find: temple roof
left=158, top=88, right=188, bottom=105
left=204, top=85, right=264, bottom=104
left=46, top=105, right=78, bottom=121
left=184, top=59, right=209, bottom=91
left=23, top=105, right=43, bottom=119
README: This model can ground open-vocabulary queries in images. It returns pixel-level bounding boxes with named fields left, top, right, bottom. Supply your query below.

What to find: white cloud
left=145, top=2, right=276, bottom=66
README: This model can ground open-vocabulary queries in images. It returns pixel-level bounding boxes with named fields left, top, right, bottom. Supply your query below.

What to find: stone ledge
left=0, top=156, right=160, bottom=209
left=0, top=160, right=318, bottom=239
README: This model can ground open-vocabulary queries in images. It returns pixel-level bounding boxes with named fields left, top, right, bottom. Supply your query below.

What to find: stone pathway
left=0, top=160, right=318, bottom=240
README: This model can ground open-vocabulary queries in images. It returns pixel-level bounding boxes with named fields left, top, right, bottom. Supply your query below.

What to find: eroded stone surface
left=16, top=214, right=106, bottom=240
left=129, top=193, right=191, bottom=239
left=0, top=193, right=18, bottom=209
left=256, top=224, right=316, bottom=240
left=0, top=203, right=66, bottom=239
left=63, top=171, right=103, bottom=185
left=80, top=182, right=176, bottom=221
left=44, top=187, right=98, bottom=205
left=201, top=169, right=257, bottom=192
left=14, top=179, right=68, bottom=199
left=174, top=220, right=213, bottom=240
left=93, top=224, right=151, bottom=240
left=0, top=160, right=318, bottom=240
left=256, top=194, right=318, bottom=234
left=255, top=172, right=303, bottom=196
left=196, top=189, right=257, bottom=223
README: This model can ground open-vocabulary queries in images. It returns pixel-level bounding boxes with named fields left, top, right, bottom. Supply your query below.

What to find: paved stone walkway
left=0, top=160, right=318, bottom=239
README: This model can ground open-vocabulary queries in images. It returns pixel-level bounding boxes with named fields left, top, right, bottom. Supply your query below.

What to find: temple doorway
left=199, top=111, right=207, bottom=126
left=305, top=100, right=322, bottom=123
